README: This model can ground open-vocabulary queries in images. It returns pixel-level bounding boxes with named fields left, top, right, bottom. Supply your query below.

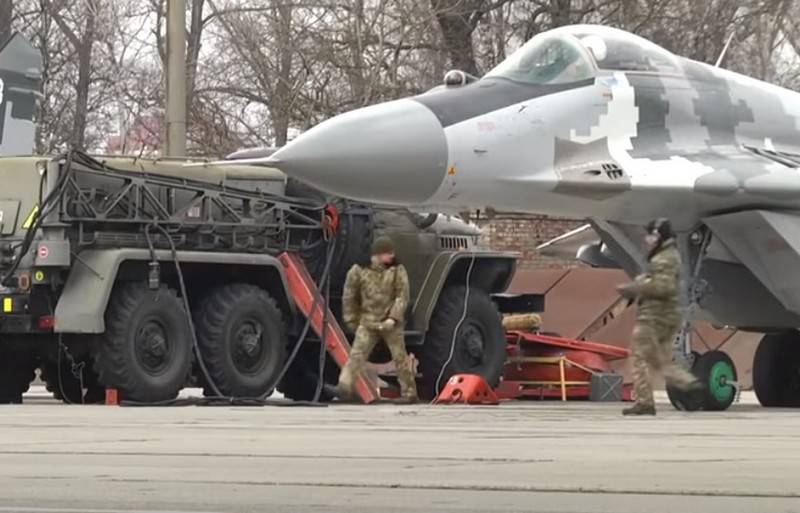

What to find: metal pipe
left=165, top=0, right=187, bottom=157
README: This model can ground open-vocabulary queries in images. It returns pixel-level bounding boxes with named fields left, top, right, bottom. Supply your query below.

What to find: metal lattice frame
left=56, top=155, right=328, bottom=254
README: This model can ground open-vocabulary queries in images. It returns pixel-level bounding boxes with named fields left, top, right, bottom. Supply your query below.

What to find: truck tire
left=418, top=286, right=506, bottom=399
left=285, top=178, right=373, bottom=290
left=194, top=284, right=287, bottom=398
left=93, top=283, right=192, bottom=403
left=753, top=332, right=800, bottom=407
left=278, top=342, right=339, bottom=402
left=0, top=344, right=36, bottom=404
left=42, top=355, right=105, bottom=404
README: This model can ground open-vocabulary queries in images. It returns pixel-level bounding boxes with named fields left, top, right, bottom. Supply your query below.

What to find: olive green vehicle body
left=0, top=155, right=518, bottom=345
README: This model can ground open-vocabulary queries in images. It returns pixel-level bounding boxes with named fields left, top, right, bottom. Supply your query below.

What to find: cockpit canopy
left=484, top=25, right=680, bottom=85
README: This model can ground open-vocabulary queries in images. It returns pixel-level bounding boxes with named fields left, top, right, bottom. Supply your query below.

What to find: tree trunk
left=346, top=0, right=368, bottom=105
left=549, top=0, right=573, bottom=28
left=431, top=0, right=480, bottom=75
left=0, top=0, right=12, bottom=45
left=71, top=3, right=96, bottom=149
left=186, top=0, right=205, bottom=136
left=272, top=1, right=292, bottom=147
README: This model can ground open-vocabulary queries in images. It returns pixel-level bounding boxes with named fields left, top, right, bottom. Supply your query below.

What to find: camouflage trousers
left=338, top=325, right=418, bottom=400
left=631, top=320, right=697, bottom=407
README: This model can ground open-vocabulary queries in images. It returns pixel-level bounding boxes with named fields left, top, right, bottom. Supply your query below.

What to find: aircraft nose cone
left=272, top=99, right=448, bottom=205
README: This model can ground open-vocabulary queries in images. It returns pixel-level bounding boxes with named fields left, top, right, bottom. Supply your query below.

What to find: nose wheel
left=668, top=350, right=738, bottom=411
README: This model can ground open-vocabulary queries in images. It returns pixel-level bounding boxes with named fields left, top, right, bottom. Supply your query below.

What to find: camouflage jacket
left=619, top=240, right=681, bottom=323
left=342, top=262, right=410, bottom=330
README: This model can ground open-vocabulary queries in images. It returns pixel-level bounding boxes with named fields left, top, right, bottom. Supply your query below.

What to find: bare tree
left=0, top=0, right=12, bottom=44
left=6, top=0, right=799, bottom=157
left=430, top=0, right=487, bottom=75
left=45, top=0, right=100, bottom=149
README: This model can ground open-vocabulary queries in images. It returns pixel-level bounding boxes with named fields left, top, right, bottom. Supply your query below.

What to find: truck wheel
left=93, top=283, right=192, bottom=403
left=285, top=178, right=373, bottom=290
left=0, top=344, right=36, bottom=404
left=418, top=286, right=505, bottom=399
left=753, top=332, right=800, bottom=407
left=194, top=284, right=287, bottom=398
left=278, top=342, right=339, bottom=402
left=42, top=355, right=105, bottom=404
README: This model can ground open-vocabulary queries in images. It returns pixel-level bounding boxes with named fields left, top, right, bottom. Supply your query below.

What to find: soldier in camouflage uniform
left=617, top=219, right=701, bottom=416
left=335, top=236, right=419, bottom=403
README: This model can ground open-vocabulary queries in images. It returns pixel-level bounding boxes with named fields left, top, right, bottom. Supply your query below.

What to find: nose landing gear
left=667, top=350, right=739, bottom=412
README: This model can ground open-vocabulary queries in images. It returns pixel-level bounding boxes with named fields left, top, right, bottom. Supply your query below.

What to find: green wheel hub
left=709, top=360, right=735, bottom=404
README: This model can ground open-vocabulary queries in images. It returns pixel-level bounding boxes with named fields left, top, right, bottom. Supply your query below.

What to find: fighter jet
left=230, top=25, right=800, bottom=408
left=0, top=33, right=42, bottom=155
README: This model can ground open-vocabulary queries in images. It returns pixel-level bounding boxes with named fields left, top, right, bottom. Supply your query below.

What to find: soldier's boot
left=386, top=334, right=419, bottom=404
left=391, top=395, right=419, bottom=405
left=333, top=366, right=358, bottom=402
left=622, top=403, right=656, bottom=416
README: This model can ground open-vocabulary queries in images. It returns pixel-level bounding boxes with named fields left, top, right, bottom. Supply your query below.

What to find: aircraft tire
left=418, top=286, right=505, bottom=399
left=93, top=283, right=192, bottom=403
left=694, top=350, right=737, bottom=411
left=194, top=284, right=287, bottom=398
left=667, top=351, right=702, bottom=411
left=753, top=332, right=800, bottom=407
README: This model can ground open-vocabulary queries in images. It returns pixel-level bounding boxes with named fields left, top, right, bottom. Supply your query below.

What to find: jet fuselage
left=271, top=25, right=800, bottom=232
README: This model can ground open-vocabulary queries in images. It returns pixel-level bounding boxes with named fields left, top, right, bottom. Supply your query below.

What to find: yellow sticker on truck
left=21, top=205, right=39, bottom=230
left=3, top=297, right=12, bottom=313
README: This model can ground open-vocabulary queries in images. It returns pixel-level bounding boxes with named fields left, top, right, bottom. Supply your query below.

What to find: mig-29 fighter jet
left=232, top=25, right=800, bottom=410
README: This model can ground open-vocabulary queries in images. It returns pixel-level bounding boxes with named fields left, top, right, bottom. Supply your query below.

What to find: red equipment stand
left=434, top=374, right=500, bottom=405
left=497, top=331, right=633, bottom=401
left=279, top=252, right=379, bottom=404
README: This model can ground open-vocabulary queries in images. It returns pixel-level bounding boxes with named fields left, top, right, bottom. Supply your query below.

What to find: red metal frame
left=499, top=331, right=632, bottom=402
left=279, top=252, right=379, bottom=404
left=506, top=331, right=630, bottom=360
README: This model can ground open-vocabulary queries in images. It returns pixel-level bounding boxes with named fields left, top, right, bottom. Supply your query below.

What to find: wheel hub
left=709, top=361, right=735, bottom=404
left=136, top=320, right=170, bottom=374
left=457, top=322, right=485, bottom=368
left=232, top=321, right=266, bottom=375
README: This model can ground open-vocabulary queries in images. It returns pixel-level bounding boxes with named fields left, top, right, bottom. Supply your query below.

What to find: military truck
left=0, top=151, right=525, bottom=404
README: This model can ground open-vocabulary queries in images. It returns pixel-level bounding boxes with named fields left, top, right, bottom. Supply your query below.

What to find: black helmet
left=646, top=218, right=674, bottom=241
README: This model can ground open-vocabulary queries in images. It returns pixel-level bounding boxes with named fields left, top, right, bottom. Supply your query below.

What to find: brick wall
left=480, top=215, right=584, bottom=269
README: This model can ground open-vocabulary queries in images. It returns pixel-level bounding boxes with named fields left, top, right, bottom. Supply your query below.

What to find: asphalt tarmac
left=0, top=390, right=798, bottom=513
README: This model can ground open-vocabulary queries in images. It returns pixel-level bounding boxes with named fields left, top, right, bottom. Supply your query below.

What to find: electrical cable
left=8, top=149, right=338, bottom=407
left=432, top=253, right=477, bottom=399
left=149, top=212, right=338, bottom=405
left=313, top=235, right=336, bottom=402
left=151, top=223, right=224, bottom=399
left=1, top=151, right=75, bottom=285
left=261, top=232, right=337, bottom=401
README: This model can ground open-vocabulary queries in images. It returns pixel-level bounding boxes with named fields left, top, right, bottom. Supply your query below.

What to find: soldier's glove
left=380, top=318, right=397, bottom=331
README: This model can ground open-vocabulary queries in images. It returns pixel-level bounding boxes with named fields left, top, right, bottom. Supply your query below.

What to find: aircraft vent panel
left=601, top=163, right=624, bottom=180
